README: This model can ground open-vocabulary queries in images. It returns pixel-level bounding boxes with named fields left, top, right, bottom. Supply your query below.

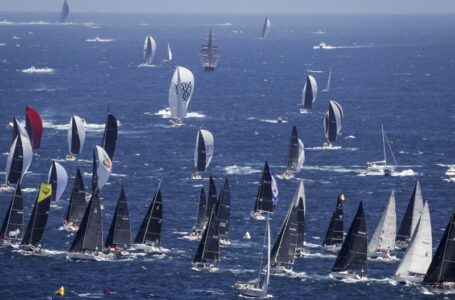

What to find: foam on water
left=150, top=108, right=206, bottom=119
left=86, top=37, right=115, bottom=43
left=225, top=165, right=261, bottom=175
left=137, top=63, right=157, bottom=68
left=20, top=66, right=55, bottom=74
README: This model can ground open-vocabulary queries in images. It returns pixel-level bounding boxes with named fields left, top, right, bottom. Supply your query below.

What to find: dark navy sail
left=70, top=116, right=81, bottom=154
left=7, top=134, right=24, bottom=185
left=105, top=187, right=131, bottom=248
left=91, top=150, right=98, bottom=193
left=215, top=177, right=230, bottom=240
left=195, top=188, right=207, bottom=232
left=196, top=130, right=207, bottom=172
left=296, top=197, right=305, bottom=250
left=332, top=201, right=368, bottom=273
left=101, top=113, right=118, bottom=161
left=65, top=168, right=86, bottom=224
left=0, top=184, right=24, bottom=242
left=59, top=0, right=69, bottom=23
left=423, top=208, right=455, bottom=285
left=70, top=191, right=103, bottom=252
left=286, top=127, right=300, bottom=171
left=206, top=176, right=218, bottom=220
left=396, top=181, right=423, bottom=245
left=302, top=76, right=315, bottom=110
left=323, top=194, right=345, bottom=247
left=193, top=209, right=219, bottom=263
left=21, top=183, right=52, bottom=246
left=253, top=161, right=274, bottom=213
left=134, top=186, right=163, bottom=245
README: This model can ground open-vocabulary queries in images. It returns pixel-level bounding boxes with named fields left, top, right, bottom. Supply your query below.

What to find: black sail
left=327, top=103, right=338, bottom=143
left=423, top=209, right=455, bottom=285
left=59, top=0, right=69, bottom=23
left=254, top=161, right=273, bottom=213
left=12, top=117, right=21, bottom=141
left=7, top=134, right=24, bottom=185
left=134, top=186, right=163, bottom=245
left=105, top=187, right=131, bottom=248
left=196, top=130, right=207, bottom=172
left=193, top=209, right=219, bottom=263
left=21, top=183, right=52, bottom=246
left=70, top=116, right=81, bottom=155
left=286, top=126, right=300, bottom=171
left=91, top=150, right=98, bottom=193
left=70, top=190, right=103, bottom=252
left=296, top=197, right=305, bottom=249
left=65, top=168, right=86, bottom=223
left=206, top=176, right=217, bottom=220
left=271, top=198, right=299, bottom=267
left=48, top=162, right=58, bottom=202
left=323, top=195, right=344, bottom=247
left=195, top=188, right=207, bottom=231
left=215, top=177, right=230, bottom=239
left=332, top=201, right=368, bottom=273
left=396, top=181, right=421, bottom=243
left=303, top=76, right=314, bottom=110
left=101, top=113, right=118, bottom=160
left=0, top=184, right=24, bottom=241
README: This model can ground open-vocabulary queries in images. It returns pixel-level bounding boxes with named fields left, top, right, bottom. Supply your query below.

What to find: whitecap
left=21, top=66, right=55, bottom=74
left=86, top=37, right=115, bottom=43
left=22, top=188, right=38, bottom=193
left=11, top=35, right=21, bottom=40
left=137, top=63, right=157, bottom=68
left=225, top=165, right=261, bottom=175
left=392, top=169, right=417, bottom=177
left=258, top=119, right=288, bottom=124
left=0, top=43, right=6, bottom=46
left=150, top=108, right=205, bottom=119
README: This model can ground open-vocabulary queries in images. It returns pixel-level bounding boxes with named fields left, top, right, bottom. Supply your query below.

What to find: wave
left=392, top=169, right=417, bottom=177
left=0, top=20, right=98, bottom=28
left=11, top=35, right=21, bottom=40
left=22, top=188, right=38, bottom=193
left=21, top=66, right=55, bottom=74
left=111, top=173, right=127, bottom=177
left=42, top=121, right=108, bottom=132
left=303, top=165, right=363, bottom=174
left=258, top=118, right=288, bottom=124
left=0, top=185, right=14, bottom=192
left=225, top=165, right=261, bottom=175
left=307, top=69, right=324, bottom=73
left=217, top=22, right=233, bottom=27
left=302, top=251, right=336, bottom=259
left=306, top=146, right=359, bottom=151
left=0, top=43, right=6, bottom=46
left=86, top=37, right=115, bottom=43
left=150, top=108, right=206, bottom=119
left=137, top=63, right=157, bottom=68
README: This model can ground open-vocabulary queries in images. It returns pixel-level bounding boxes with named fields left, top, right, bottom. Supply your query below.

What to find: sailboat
left=322, top=194, right=345, bottom=249
left=298, top=75, right=318, bottom=113
left=20, top=183, right=53, bottom=252
left=366, top=125, right=397, bottom=176
left=251, top=161, right=276, bottom=220
left=101, top=112, right=118, bottom=161
left=133, top=184, right=164, bottom=252
left=25, top=107, right=43, bottom=150
left=91, top=146, right=112, bottom=191
left=105, top=187, right=131, bottom=256
left=66, top=114, right=85, bottom=161
left=0, top=184, right=23, bottom=246
left=216, top=177, right=230, bottom=245
left=143, top=35, right=157, bottom=65
left=293, top=180, right=306, bottom=257
left=367, top=191, right=396, bottom=259
left=59, top=0, right=69, bottom=23
left=12, top=117, right=28, bottom=142
left=47, top=161, right=68, bottom=202
left=163, top=43, right=173, bottom=63
left=200, top=30, right=220, bottom=71
left=168, top=66, right=195, bottom=125
left=261, top=17, right=271, bottom=39
left=4, top=133, right=33, bottom=186
left=322, top=67, right=332, bottom=93
left=270, top=194, right=299, bottom=273
left=192, top=129, right=214, bottom=179
left=188, top=188, right=207, bottom=240
left=422, top=207, right=455, bottom=291
left=67, top=190, right=103, bottom=261
left=207, top=176, right=218, bottom=220
left=283, top=126, right=305, bottom=179
left=192, top=209, right=220, bottom=271
left=394, top=201, right=432, bottom=284
left=63, top=168, right=86, bottom=232
left=235, top=218, right=271, bottom=298
left=396, top=180, right=424, bottom=249
left=323, top=100, right=344, bottom=148
left=330, top=201, right=368, bottom=280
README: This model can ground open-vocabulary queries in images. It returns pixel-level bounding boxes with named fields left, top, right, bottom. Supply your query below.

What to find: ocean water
left=0, top=12, right=455, bottom=299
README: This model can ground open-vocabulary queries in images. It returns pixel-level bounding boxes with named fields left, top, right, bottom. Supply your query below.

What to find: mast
left=215, top=177, right=230, bottom=240
left=65, top=168, right=86, bottom=224
left=105, top=187, right=131, bottom=248
left=296, top=197, right=305, bottom=250
left=382, top=125, right=387, bottom=163
left=0, top=184, right=24, bottom=242
left=253, top=161, right=273, bottom=213
left=134, top=185, right=163, bottom=245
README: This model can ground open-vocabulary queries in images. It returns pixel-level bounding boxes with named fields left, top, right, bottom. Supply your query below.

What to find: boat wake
left=392, top=169, right=417, bottom=177
left=306, top=146, right=358, bottom=151
left=303, top=165, right=363, bottom=174
left=0, top=185, right=14, bottom=192
left=368, top=255, right=399, bottom=262
left=149, top=108, right=206, bottom=119
left=41, top=121, right=107, bottom=132
left=22, top=187, right=38, bottom=193
left=86, top=37, right=115, bottom=43
left=302, top=251, right=336, bottom=259
left=20, top=66, right=55, bottom=74
left=224, top=165, right=261, bottom=175
left=137, top=63, right=157, bottom=68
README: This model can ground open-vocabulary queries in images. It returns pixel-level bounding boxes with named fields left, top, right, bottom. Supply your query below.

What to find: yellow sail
left=54, top=286, right=65, bottom=297
left=38, top=183, right=52, bottom=202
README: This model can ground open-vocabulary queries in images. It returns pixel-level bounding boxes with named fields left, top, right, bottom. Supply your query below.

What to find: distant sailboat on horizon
left=299, top=75, right=318, bottom=113
left=59, top=0, right=69, bottom=23
left=261, top=17, right=271, bottom=39
left=322, top=67, right=332, bottom=93
left=163, top=43, right=173, bottom=63
left=200, top=30, right=220, bottom=71
left=143, top=35, right=157, bottom=65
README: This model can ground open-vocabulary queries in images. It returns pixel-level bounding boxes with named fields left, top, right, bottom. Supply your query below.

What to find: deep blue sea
left=0, top=12, right=455, bottom=299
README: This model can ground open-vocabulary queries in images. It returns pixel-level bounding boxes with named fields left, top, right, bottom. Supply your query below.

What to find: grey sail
left=134, top=185, right=163, bottom=245
left=206, top=176, right=218, bottom=220
left=261, top=17, right=271, bottom=38
left=0, top=184, right=24, bottom=242
left=105, top=187, right=131, bottom=248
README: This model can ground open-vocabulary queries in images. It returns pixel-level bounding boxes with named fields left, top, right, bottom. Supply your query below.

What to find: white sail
left=395, top=201, right=432, bottom=277
left=168, top=66, right=195, bottom=121
left=5, top=134, right=33, bottom=185
left=410, top=181, right=424, bottom=238
left=13, top=118, right=29, bottom=139
left=261, top=17, right=271, bottom=38
left=368, top=191, right=396, bottom=254
left=323, top=68, right=332, bottom=92
left=292, top=180, right=306, bottom=213
left=167, top=43, right=173, bottom=61
left=144, top=35, right=157, bottom=65
left=297, top=138, right=305, bottom=172
left=67, top=115, right=85, bottom=155
left=302, top=75, right=317, bottom=105
left=262, top=218, right=271, bottom=293
left=95, top=145, right=112, bottom=190
left=47, top=162, right=68, bottom=202
left=194, top=129, right=214, bottom=169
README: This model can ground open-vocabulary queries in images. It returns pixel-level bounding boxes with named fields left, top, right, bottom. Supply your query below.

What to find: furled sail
left=5, top=133, right=33, bottom=185
left=323, top=194, right=345, bottom=247
left=134, top=185, right=163, bottom=246
left=194, top=129, right=214, bottom=172
left=301, top=75, right=318, bottom=111
left=324, top=100, right=344, bottom=143
left=65, top=168, right=86, bottom=225
left=368, top=191, right=396, bottom=255
left=105, top=187, right=131, bottom=248
left=59, top=0, right=69, bottom=23
left=144, top=35, right=157, bottom=65
left=25, top=107, right=43, bottom=149
left=168, top=66, right=195, bottom=121
left=0, top=184, right=24, bottom=242
left=396, top=180, right=424, bottom=246
left=261, top=17, right=271, bottom=38
left=47, top=161, right=68, bottom=202
left=101, top=112, right=118, bottom=160
left=68, top=115, right=85, bottom=155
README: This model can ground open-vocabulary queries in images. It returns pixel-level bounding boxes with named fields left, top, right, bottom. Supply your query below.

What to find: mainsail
left=193, top=209, right=219, bottom=263
left=167, top=43, right=173, bottom=61
left=25, top=107, right=43, bottom=150
left=396, top=180, right=424, bottom=246
left=323, top=194, right=345, bottom=247
left=21, top=183, right=52, bottom=246
left=0, top=184, right=24, bottom=242
left=59, top=0, right=69, bottom=23
left=286, top=126, right=305, bottom=172
left=215, top=177, right=230, bottom=240
left=332, top=201, right=367, bottom=273
left=261, top=17, right=271, bottom=38
left=94, top=145, right=112, bottom=191
left=195, top=188, right=207, bottom=232
left=168, top=66, right=195, bottom=122
left=324, top=100, right=344, bottom=144
left=293, top=180, right=306, bottom=251
left=253, top=161, right=274, bottom=214
left=69, top=191, right=103, bottom=253
left=395, top=201, right=432, bottom=278
left=5, top=133, right=33, bottom=185
left=301, top=75, right=318, bottom=111
left=368, top=191, right=396, bottom=255
left=144, top=35, right=157, bottom=65
left=65, top=168, right=86, bottom=225
left=47, top=161, right=68, bottom=202
left=12, top=117, right=28, bottom=142
left=200, top=30, right=220, bottom=71
left=101, top=112, right=118, bottom=161
left=423, top=207, right=455, bottom=285
left=134, top=185, right=163, bottom=246
left=68, top=115, right=85, bottom=156
left=322, top=67, right=332, bottom=93
left=105, top=187, right=131, bottom=248
left=194, top=129, right=214, bottom=172
left=206, top=176, right=218, bottom=220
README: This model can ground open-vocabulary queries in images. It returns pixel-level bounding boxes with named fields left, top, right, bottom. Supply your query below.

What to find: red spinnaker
left=25, top=106, right=43, bottom=149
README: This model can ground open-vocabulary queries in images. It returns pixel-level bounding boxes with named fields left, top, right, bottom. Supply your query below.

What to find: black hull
left=204, top=66, right=216, bottom=72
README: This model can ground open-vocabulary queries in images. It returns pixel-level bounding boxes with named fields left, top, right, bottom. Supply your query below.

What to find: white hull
left=67, top=252, right=100, bottom=261
left=236, top=284, right=267, bottom=298
left=220, top=239, right=230, bottom=246
left=131, top=243, right=168, bottom=253
left=368, top=250, right=394, bottom=259
left=63, top=222, right=79, bottom=232
left=250, top=211, right=267, bottom=221
left=270, top=265, right=293, bottom=274
left=191, top=263, right=219, bottom=272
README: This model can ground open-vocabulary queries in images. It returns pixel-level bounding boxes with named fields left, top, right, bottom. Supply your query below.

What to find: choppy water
left=0, top=12, right=455, bottom=299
